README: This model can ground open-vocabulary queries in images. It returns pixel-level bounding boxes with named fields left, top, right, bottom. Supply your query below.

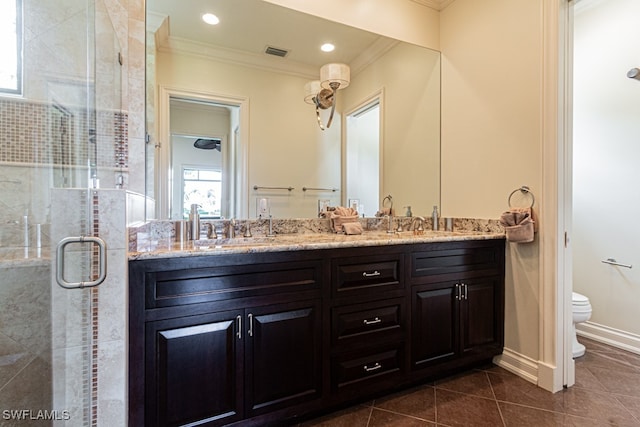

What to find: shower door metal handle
left=56, top=236, right=107, bottom=289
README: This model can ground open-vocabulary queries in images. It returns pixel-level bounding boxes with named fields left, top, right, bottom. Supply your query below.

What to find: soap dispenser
left=189, top=204, right=201, bottom=240
left=405, top=206, right=412, bottom=217
left=431, top=205, right=439, bottom=231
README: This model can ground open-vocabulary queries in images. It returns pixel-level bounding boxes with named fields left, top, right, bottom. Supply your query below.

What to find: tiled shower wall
left=0, top=98, right=128, bottom=168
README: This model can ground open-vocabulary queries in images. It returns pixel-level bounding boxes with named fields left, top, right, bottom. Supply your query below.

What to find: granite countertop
left=128, top=230, right=505, bottom=261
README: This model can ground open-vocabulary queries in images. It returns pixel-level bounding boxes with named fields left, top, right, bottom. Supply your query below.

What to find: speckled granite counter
left=128, top=217, right=505, bottom=261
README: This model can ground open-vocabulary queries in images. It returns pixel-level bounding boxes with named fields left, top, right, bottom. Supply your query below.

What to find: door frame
left=539, top=0, right=574, bottom=392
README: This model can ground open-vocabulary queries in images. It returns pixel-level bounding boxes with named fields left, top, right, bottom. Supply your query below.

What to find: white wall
left=263, top=0, right=440, bottom=51
left=344, top=42, right=441, bottom=217
left=573, top=0, right=640, bottom=344
left=440, top=0, right=544, bottom=363
left=157, top=50, right=342, bottom=218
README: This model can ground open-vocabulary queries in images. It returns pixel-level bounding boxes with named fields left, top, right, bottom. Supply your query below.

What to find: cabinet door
left=460, top=276, right=503, bottom=354
left=146, top=310, right=244, bottom=427
left=411, top=282, right=459, bottom=369
left=245, top=299, right=322, bottom=416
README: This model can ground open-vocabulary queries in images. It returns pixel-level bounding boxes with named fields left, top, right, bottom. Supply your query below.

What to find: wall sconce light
left=304, top=63, right=350, bottom=130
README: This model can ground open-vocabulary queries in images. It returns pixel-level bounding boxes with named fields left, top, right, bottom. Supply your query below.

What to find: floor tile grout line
left=368, top=405, right=432, bottom=423
left=611, top=394, right=640, bottom=425
left=365, top=404, right=373, bottom=427
left=485, top=371, right=507, bottom=426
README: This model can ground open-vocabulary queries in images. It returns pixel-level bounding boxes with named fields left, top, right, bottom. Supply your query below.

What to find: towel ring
left=508, top=186, right=535, bottom=208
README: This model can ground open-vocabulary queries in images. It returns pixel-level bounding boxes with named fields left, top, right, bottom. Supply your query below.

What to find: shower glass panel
left=0, top=0, right=121, bottom=424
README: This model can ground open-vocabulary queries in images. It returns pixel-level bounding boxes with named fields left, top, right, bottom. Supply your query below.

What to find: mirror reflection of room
left=146, top=0, right=440, bottom=220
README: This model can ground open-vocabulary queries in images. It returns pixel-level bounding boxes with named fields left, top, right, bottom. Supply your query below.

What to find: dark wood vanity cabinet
left=329, top=251, right=407, bottom=400
left=129, top=239, right=504, bottom=426
left=409, top=241, right=505, bottom=374
left=129, top=253, right=324, bottom=426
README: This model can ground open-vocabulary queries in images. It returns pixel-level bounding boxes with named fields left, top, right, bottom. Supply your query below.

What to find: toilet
left=572, top=292, right=592, bottom=358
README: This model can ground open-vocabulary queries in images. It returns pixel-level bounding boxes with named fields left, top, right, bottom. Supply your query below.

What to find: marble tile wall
left=49, top=189, right=128, bottom=426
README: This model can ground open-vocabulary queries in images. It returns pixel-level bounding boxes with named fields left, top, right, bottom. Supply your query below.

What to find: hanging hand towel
left=499, top=207, right=536, bottom=243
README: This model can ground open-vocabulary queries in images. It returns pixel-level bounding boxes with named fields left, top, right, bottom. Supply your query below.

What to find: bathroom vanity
left=128, top=232, right=505, bottom=426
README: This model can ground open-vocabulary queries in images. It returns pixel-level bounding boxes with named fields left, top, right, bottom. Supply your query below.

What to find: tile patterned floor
left=301, top=338, right=640, bottom=426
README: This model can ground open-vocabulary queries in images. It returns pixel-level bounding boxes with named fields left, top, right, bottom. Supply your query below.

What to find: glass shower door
left=0, top=0, right=122, bottom=424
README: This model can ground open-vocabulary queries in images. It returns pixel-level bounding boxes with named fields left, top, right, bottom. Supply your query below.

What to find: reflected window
left=0, top=0, right=22, bottom=95
left=183, top=167, right=221, bottom=219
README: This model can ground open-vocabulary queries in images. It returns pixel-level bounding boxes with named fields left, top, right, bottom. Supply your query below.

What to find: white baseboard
left=493, top=348, right=539, bottom=385
left=576, top=321, right=640, bottom=355
left=493, top=348, right=565, bottom=392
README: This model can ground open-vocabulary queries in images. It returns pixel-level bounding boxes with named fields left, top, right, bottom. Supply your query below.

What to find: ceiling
left=147, top=0, right=395, bottom=71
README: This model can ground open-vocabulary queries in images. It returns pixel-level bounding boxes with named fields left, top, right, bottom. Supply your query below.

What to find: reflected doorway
left=157, top=87, right=248, bottom=220
left=345, top=92, right=382, bottom=217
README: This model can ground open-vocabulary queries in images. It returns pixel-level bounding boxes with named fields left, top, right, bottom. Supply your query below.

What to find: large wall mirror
left=146, top=0, right=440, bottom=220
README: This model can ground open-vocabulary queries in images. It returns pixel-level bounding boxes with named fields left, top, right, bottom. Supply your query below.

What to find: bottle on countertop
left=405, top=206, right=412, bottom=217
left=432, top=205, right=439, bottom=231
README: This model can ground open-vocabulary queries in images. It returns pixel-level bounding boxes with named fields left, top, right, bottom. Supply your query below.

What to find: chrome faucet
left=227, top=218, right=236, bottom=238
left=266, top=215, right=275, bottom=237
left=382, top=195, right=394, bottom=233
left=410, top=216, right=426, bottom=235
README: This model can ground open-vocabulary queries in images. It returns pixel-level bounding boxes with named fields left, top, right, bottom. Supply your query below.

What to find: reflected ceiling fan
left=193, top=138, right=221, bottom=151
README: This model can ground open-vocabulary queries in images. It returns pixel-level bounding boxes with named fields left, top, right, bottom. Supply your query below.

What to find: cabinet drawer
left=410, top=242, right=504, bottom=283
left=333, top=346, right=402, bottom=389
left=331, top=299, right=405, bottom=347
left=332, top=254, right=403, bottom=299
left=145, top=260, right=322, bottom=308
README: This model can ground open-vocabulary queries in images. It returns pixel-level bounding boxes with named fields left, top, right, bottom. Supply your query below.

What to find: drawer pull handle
left=362, top=270, right=381, bottom=277
left=363, top=317, right=382, bottom=325
left=363, top=362, right=382, bottom=372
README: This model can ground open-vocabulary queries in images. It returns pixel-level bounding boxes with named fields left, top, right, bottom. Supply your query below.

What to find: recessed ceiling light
left=321, top=43, right=335, bottom=52
left=202, top=13, right=220, bottom=25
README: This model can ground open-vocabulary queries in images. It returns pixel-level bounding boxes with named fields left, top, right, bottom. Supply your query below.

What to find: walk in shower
left=0, top=0, right=124, bottom=424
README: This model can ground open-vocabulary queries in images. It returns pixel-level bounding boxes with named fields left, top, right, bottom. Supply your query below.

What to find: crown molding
left=157, top=35, right=398, bottom=82
left=410, top=0, right=456, bottom=11
left=158, top=36, right=319, bottom=80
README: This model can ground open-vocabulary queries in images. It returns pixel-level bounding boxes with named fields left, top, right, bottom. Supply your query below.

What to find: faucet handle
left=243, top=222, right=253, bottom=238
left=206, top=223, right=217, bottom=239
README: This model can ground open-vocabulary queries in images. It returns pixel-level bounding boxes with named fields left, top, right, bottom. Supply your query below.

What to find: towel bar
left=302, top=187, right=338, bottom=192
left=601, top=258, right=632, bottom=269
left=253, top=185, right=294, bottom=191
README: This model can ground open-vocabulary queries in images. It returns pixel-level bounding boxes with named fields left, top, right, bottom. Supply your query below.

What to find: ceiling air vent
left=264, top=46, right=289, bottom=58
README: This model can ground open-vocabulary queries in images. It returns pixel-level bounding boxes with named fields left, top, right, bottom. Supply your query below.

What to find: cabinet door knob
left=463, top=283, right=468, bottom=300
left=362, top=270, right=381, bottom=277
left=363, top=317, right=382, bottom=325
left=363, top=362, right=382, bottom=372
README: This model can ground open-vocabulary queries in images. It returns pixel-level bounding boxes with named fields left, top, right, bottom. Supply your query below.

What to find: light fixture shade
left=304, top=80, right=322, bottom=104
left=320, top=63, right=350, bottom=90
